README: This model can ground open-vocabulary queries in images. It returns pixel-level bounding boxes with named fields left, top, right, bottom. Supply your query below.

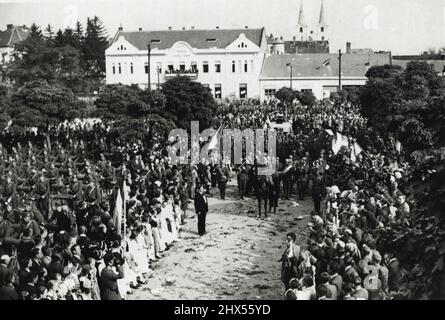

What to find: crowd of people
left=0, top=122, right=191, bottom=300
left=0, top=95, right=413, bottom=300
left=216, top=98, right=411, bottom=300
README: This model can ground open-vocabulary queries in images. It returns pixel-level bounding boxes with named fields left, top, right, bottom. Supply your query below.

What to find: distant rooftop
left=0, top=24, right=30, bottom=47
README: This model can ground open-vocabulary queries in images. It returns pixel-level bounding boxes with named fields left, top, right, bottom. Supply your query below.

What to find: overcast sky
left=0, top=0, right=444, bottom=54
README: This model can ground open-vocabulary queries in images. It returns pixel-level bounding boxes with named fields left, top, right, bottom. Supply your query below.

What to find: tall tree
left=82, top=16, right=109, bottom=78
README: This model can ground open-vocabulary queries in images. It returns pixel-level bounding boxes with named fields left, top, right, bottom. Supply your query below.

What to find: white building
left=105, top=26, right=268, bottom=99
left=259, top=52, right=392, bottom=100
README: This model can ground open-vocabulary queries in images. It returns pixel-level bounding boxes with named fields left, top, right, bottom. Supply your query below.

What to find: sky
left=0, top=0, right=444, bottom=55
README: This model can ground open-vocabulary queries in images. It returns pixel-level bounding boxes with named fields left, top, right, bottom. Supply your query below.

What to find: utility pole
left=338, top=49, right=342, bottom=91
left=157, top=66, right=160, bottom=89
left=147, top=44, right=151, bottom=91
left=286, top=62, right=293, bottom=89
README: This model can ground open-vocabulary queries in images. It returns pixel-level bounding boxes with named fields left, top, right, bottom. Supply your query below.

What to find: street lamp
left=286, top=62, right=293, bottom=90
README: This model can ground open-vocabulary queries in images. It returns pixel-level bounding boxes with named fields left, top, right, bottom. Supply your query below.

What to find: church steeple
left=297, top=0, right=308, bottom=40
left=319, top=0, right=327, bottom=26
left=318, top=0, right=328, bottom=41
left=298, top=0, right=307, bottom=27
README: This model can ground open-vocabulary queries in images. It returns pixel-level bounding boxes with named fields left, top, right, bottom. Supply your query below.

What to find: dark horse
left=253, top=174, right=274, bottom=219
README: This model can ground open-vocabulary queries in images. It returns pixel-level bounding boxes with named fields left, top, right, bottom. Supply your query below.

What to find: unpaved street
left=132, top=182, right=312, bottom=300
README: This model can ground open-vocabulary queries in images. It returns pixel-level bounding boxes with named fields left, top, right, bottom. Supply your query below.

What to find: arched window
left=300, top=27, right=303, bottom=33
left=130, top=62, right=133, bottom=74
left=112, top=63, right=116, bottom=74
left=232, top=61, right=236, bottom=73
left=118, top=63, right=121, bottom=74
left=321, top=27, right=325, bottom=32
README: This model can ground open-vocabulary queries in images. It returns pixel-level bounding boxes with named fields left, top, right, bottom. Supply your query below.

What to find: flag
left=114, top=180, right=124, bottom=235
left=322, top=59, right=330, bottom=66
left=208, top=124, right=223, bottom=150
left=350, top=141, right=363, bottom=162
left=332, top=132, right=349, bottom=155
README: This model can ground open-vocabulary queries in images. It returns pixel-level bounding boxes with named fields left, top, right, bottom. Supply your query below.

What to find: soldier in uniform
left=33, top=174, right=50, bottom=219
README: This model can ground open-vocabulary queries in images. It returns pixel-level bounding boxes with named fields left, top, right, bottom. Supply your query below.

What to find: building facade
left=105, top=27, right=268, bottom=99
left=259, top=52, right=392, bottom=100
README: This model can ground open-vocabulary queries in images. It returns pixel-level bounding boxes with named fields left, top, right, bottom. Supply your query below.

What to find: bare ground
left=132, top=181, right=312, bottom=300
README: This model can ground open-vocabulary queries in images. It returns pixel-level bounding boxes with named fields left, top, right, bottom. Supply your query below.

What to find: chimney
left=168, top=26, right=172, bottom=30
left=216, top=26, right=219, bottom=29
left=138, top=27, right=142, bottom=31
left=346, top=41, right=351, bottom=54
left=191, top=26, right=195, bottom=30
left=6, top=24, right=13, bottom=31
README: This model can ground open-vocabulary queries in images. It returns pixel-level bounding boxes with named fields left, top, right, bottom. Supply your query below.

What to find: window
left=179, top=62, right=185, bottom=72
left=118, top=63, right=122, bottom=74
left=130, top=62, right=133, bottom=74
left=214, top=84, right=222, bottom=99
left=215, top=61, right=221, bottom=73
left=156, top=62, right=162, bottom=73
left=300, top=27, right=304, bottom=33
left=112, top=64, right=116, bottom=74
left=203, top=61, right=209, bottom=73
left=144, top=63, right=148, bottom=74
left=239, top=83, right=247, bottom=99
left=265, top=89, right=276, bottom=97
left=301, top=89, right=312, bottom=93
left=191, top=61, right=197, bottom=72
left=321, top=27, right=325, bottom=32
left=232, top=61, right=236, bottom=73
left=244, top=60, right=248, bottom=73
left=206, top=38, right=216, bottom=42
left=168, top=64, right=174, bottom=72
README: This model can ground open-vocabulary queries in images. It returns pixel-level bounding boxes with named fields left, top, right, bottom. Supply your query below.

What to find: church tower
left=318, top=0, right=328, bottom=41
left=297, top=0, right=308, bottom=41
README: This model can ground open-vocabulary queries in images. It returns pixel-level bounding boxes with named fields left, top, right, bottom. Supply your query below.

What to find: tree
left=361, top=60, right=445, bottom=299
left=275, top=87, right=298, bottom=105
left=161, top=76, right=217, bottom=130
left=82, top=16, right=109, bottom=78
left=9, top=80, right=87, bottom=130
left=296, top=90, right=316, bottom=107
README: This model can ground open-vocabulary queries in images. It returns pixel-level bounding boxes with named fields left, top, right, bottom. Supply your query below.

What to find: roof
left=393, top=59, right=445, bottom=74
left=112, top=28, right=265, bottom=50
left=260, top=53, right=392, bottom=79
left=0, top=25, right=30, bottom=47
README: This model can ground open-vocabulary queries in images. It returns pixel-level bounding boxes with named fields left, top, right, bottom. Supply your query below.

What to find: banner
left=208, top=124, right=223, bottom=150
left=332, top=132, right=349, bottom=155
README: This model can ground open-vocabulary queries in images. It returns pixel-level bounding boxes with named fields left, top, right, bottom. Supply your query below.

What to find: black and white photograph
left=0, top=0, right=444, bottom=307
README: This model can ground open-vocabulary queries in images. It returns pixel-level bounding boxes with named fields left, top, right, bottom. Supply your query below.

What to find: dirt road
left=132, top=182, right=312, bottom=300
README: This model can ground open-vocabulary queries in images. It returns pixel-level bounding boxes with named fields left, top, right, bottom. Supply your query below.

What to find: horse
left=253, top=174, right=274, bottom=219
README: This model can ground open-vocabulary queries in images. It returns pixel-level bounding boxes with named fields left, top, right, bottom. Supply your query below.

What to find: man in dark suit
left=194, top=185, right=208, bottom=236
